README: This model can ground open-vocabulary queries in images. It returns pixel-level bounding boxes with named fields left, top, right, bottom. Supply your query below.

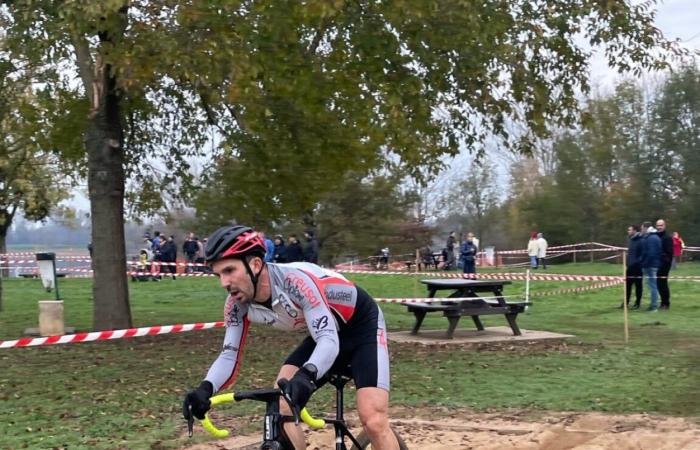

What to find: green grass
left=1, top=262, right=699, bottom=449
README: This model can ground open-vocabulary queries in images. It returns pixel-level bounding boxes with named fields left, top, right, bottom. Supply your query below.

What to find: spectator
left=273, top=235, right=287, bottom=263
left=655, top=219, right=673, bottom=311
left=672, top=231, right=685, bottom=269
left=536, top=232, right=548, bottom=269
left=620, top=224, right=643, bottom=309
left=286, top=235, right=303, bottom=262
left=161, top=235, right=178, bottom=280
left=195, top=237, right=205, bottom=272
left=419, top=245, right=434, bottom=271
left=445, top=231, right=456, bottom=269
left=257, top=231, right=275, bottom=263
left=439, top=247, right=449, bottom=270
left=460, top=235, right=477, bottom=274
left=377, top=247, right=390, bottom=269
left=87, top=242, right=93, bottom=258
left=641, top=221, right=661, bottom=312
left=151, top=231, right=163, bottom=252
left=527, top=232, right=539, bottom=269
left=467, top=232, right=479, bottom=251
left=183, top=232, right=199, bottom=273
left=302, top=230, right=319, bottom=264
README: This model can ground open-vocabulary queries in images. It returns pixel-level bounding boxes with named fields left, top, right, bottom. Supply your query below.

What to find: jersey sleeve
left=204, top=299, right=250, bottom=393
left=285, top=271, right=340, bottom=379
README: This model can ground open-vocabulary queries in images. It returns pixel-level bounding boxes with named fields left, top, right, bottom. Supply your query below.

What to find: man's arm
left=204, top=303, right=250, bottom=392
left=286, top=272, right=340, bottom=379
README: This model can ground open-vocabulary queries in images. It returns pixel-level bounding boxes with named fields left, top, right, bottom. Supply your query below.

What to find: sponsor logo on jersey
left=277, top=294, right=298, bottom=318
left=223, top=343, right=239, bottom=352
left=284, top=273, right=320, bottom=307
left=224, top=300, right=242, bottom=327
left=324, top=287, right=353, bottom=304
left=312, top=316, right=329, bottom=330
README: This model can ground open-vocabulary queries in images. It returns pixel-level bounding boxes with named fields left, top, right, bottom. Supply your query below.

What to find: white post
left=525, top=269, right=531, bottom=311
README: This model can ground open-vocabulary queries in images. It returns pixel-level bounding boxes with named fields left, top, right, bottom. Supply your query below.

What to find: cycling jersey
left=205, top=262, right=388, bottom=393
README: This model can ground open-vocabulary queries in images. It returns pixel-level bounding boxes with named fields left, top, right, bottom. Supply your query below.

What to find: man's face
left=212, top=258, right=261, bottom=304
left=656, top=220, right=666, bottom=232
left=627, top=227, right=636, bottom=237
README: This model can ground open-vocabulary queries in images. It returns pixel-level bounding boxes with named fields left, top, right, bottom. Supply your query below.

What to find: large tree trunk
left=86, top=55, right=132, bottom=330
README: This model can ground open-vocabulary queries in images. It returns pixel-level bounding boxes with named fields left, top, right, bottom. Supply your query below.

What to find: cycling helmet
left=205, top=225, right=267, bottom=263
left=205, top=225, right=268, bottom=299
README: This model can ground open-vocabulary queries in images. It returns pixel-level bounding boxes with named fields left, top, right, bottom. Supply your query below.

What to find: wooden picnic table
left=405, top=278, right=528, bottom=338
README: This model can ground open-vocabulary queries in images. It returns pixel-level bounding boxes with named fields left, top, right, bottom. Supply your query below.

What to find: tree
left=0, top=0, right=680, bottom=328
left=438, top=158, right=502, bottom=245
left=0, top=58, right=73, bottom=311
left=310, top=173, right=431, bottom=265
left=651, top=65, right=700, bottom=244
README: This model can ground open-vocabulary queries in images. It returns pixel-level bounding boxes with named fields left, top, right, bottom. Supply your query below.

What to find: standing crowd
left=132, top=229, right=320, bottom=282
left=623, top=219, right=685, bottom=312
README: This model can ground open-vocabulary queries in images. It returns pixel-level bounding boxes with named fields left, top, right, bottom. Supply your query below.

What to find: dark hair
left=630, top=224, right=640, bottom=232
left=642, top=221, right=652, bottom=228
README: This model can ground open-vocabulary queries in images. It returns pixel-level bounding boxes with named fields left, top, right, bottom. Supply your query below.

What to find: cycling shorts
left=284, top=287, right=390, bottom=391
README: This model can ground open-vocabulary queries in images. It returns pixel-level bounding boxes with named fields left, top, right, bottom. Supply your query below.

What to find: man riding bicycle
left=183, top=225, right=399, bottom=450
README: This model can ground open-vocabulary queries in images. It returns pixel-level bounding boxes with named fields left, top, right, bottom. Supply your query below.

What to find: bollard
left=38, top=300, right=65, bottom=336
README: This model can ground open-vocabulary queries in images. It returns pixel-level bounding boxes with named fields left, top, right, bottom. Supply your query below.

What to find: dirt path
left=182, top=407, right=700, bottom=449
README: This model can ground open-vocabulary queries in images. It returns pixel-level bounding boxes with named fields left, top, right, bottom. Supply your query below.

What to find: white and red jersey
left=205, top=262, right=366, bottom=393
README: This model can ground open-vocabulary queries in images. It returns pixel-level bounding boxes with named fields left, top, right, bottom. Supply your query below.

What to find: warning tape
left=0, top=321, right=225, bottom=349
left=0, top=276, right=626, bottom=348
left=530, top=279, right=624, bottom=298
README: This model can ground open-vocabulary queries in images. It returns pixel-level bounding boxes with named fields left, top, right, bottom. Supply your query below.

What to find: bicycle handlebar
left=196, top=391, right=326, bottom=439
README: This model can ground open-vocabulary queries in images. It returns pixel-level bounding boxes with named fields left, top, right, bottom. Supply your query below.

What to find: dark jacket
left=286, top=242, right=303, bottom=262
left=627, top=233, right=644, bottom=268
left=641, top=232, right=662, bottom=269
left=183, top=239, right=198, bottom=256
left=161, top=241, right=177, bottom=262
left=273, top=243, right=288, bottom=263
left=657, top=230, right=674, bottom=267
left=303, top=238, right=319, bottom=264
left=460, top=241, right=477, bottom=262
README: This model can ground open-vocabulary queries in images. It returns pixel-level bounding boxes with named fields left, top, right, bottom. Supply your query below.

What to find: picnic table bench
left=406, top=279, right=529, bottom=338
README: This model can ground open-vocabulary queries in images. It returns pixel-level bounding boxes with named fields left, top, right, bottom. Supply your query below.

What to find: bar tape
left=0, top=321, right=224, bottom=349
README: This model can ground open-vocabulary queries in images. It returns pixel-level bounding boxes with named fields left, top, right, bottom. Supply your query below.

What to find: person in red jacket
left=672, top=231, right=685, bottom=269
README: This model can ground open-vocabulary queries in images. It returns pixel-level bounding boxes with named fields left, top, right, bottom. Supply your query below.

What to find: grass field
left=1, top=262, right=699, bottom=449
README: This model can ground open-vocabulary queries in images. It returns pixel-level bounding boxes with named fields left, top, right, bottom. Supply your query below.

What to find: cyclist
left=183, top=225, right=399, bottom=450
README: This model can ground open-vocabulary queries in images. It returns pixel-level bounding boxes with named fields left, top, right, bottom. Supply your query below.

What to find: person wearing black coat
left=285, top=235, right=303, bottom=262
left=655, top=219, right=674, bottom=310
left=621, top=224, right=644, bottom=309
left=273, top=235, right=288, bottom=263
left=160, top=236, right=178, bottom=280
left=302, top=230, right=319, bottom=264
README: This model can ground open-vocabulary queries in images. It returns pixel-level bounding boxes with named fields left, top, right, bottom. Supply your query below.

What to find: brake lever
left=278, top=379, right=301, bottom=425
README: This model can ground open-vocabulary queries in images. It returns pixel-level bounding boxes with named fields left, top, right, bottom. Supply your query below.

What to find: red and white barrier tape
left=530, top=279, right=623, bottom=298
left=0, top=321, right=225, bottom=349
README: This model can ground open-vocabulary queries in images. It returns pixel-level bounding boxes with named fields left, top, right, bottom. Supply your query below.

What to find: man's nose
left=219, top=274, right=230, bottom=290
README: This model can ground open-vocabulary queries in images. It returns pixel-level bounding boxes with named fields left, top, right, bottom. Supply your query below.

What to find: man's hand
left=183, top=381, right=214, bottom=420
left=280, top=365, right=317, bottom=411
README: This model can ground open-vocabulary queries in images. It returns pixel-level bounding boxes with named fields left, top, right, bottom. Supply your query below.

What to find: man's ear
left=249, top=255, right=264, bottom=272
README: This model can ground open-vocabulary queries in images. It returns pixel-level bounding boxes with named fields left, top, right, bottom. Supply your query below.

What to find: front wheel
left=351, top=426, right=408, bottom=450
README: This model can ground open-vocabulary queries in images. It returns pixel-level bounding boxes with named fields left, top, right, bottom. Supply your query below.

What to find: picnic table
left=405, top=279, right=529, bottom=338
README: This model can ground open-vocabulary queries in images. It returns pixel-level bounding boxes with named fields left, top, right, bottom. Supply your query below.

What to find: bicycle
left=186, top=369, right=408, bottom=449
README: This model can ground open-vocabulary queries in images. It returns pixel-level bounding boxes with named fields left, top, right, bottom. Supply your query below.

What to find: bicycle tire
left=350, top=426, right=408, bottom=450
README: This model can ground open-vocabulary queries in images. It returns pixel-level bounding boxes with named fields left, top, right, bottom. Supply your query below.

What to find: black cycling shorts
left=284, top=288, right=390, bottom=391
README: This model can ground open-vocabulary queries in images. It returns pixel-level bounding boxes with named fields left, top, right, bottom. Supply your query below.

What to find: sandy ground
left=183, top=407, right=700, bottom=450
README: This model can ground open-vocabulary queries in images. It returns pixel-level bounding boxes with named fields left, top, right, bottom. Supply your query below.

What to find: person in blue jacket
left=640, top=221, right=662, bottom=312
left=460, top=236, right=478, bottom=274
